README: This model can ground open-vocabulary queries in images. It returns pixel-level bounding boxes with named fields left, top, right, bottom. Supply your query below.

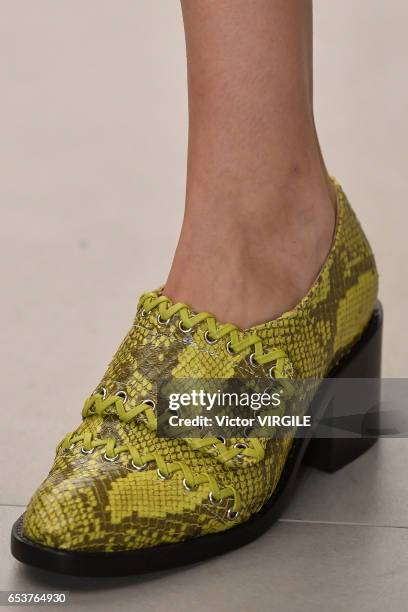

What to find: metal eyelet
left=93, top=386, right=107, bottom=400
left=81, top=447, right=95, bottom=455
left=131, top=460, right=148, bottom=471
left=179, top=320, right=192, bottom=334
left=234, top=442, right=249, bottom=462
left=182, top=478, right=198, bottom=492
left=268, top=365, right=276, bottom=378
left=248, top=353, right=258, bottom=368
left=212, top=436, right=226, bottom=450
left=208, top=491, right=223, bottom=506
left=103, top=452, right=119, bottom=463
left=157, top=468, right=171, bottom=480
left=157, top=314, right=170, bottom=326
left=226, top=341, right=238, bottom=356
left=227, top=508, right=240, bottom=520
left=142, top=398, right=156, bottom=412
left=115, top=390, right=128, bottom=403
left=234, top=442, right=248, bottom=457
left=204, top=330, right=218, bottom=345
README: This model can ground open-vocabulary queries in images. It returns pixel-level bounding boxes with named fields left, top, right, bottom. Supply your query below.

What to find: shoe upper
left=23, top=181, right=378, bottom=552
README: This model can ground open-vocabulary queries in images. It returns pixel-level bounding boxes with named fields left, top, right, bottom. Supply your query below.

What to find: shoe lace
left=59, top=292, right=294, bottom=518
left=139, top=291, right=291, bottom=371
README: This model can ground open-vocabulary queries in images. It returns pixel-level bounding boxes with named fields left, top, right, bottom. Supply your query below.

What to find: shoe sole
left=11, top=302, right=383, bottom=577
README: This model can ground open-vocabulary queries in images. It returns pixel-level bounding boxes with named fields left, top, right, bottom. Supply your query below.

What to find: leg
left=166, top=0, right=336, bottom=328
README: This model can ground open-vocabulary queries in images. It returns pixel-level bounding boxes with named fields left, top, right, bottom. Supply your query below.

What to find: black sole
left=11, top=303, right=383, bottom=577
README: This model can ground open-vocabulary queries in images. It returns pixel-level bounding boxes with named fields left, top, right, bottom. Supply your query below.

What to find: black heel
left=304, top=302, right=383, bottom=473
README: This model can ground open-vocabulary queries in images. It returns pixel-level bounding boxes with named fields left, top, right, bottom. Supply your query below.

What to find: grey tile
left=2, top=505, right=408, bottom=612
left=0, top=0, right=183, bottom=506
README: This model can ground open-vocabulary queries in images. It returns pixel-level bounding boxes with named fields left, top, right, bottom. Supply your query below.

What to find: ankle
left=165, top=170, right=336, bottom=327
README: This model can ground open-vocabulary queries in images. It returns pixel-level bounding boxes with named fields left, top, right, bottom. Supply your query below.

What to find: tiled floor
left=1, top=1, right=408, bottom=610
left=3, top=504, right=408, bottom=612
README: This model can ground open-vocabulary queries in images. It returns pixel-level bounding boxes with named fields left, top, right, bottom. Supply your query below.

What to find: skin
left=165, top=0, right=336, bottom=328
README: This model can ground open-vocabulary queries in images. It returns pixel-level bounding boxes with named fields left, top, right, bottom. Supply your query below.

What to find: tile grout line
left=279, top=518, right=408, bottom=529
left=0, top=503, right=26, bottom=508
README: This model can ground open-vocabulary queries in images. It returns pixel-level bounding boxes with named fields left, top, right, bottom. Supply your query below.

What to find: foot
left=165, top=171, right=337, bottom=328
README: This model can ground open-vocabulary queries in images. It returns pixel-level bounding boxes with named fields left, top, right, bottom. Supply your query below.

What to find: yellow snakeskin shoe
left=11, top=181, right=381, bottom=576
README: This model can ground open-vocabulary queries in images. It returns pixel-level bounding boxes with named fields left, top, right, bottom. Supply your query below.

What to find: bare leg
left=165, top=0, right=336, bottom=328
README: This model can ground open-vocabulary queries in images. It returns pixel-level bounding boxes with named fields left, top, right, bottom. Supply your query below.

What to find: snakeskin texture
left=23, top=182, right=378, bottom=552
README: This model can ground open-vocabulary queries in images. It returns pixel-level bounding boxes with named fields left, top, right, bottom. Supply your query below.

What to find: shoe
left=11, top=180, right=381, bottom=576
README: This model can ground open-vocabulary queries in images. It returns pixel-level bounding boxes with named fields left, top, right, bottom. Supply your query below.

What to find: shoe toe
left=23, top=474, right=104, bottom=551
left=22, top=459, right=224, bottom=552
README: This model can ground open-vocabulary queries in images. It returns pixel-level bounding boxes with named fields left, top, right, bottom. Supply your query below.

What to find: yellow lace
left=140, top=291, right=290, bottom=370
left=60, top=293, right=293, bottom=516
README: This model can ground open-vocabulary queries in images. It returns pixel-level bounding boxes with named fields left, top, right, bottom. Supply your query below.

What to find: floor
left=1, top=1, right=408, bottom=610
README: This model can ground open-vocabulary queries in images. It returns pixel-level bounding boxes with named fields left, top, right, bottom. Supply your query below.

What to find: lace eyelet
left=157, top=314, right=171, bottom=326
left=142, top=398, right=156, bottom=412
left=208, top=491, right=223, bottom=506
left=68, top=443, right=75, bottom=451
left=268, top=365, right=276, bottom=378
left=233, top=442, right=249, bottom=463
left=212, top=436, right=226, bottom=450
left=179, top=320, right=192, bottom=333
left=226, top=341, right=238, bottom=356
left=115, top=390, right=128, bottom=403
left=93, top=386, right=107, bottom=400
left=227, top=508, right=240, bottom=520
left=157, top=468, right=172, bottom=480
left=234, top=442, right=248, bottom=459
left=234, top=442, right=248, bottom=450
left=248, top=353, right=258, bottom=368
left=81, top=446, right=95, bottom=455
left=204, top=330, right=218, bottom=345
left=103, top=452, right=119, bottom=463
left=182, top=478, right=198, bottom=492
left=131, top=460, right=148, bottom=471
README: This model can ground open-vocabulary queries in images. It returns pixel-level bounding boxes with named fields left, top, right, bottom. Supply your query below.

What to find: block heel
left=304, top=302, right=383, bottom=473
